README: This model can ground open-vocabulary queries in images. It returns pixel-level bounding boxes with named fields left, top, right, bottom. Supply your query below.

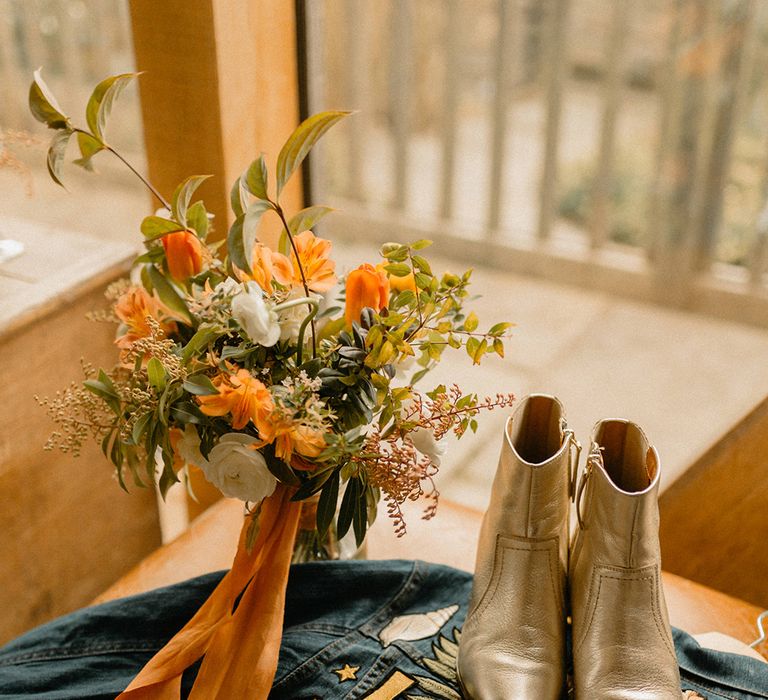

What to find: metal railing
left=306, top=0, right=768, bottom=327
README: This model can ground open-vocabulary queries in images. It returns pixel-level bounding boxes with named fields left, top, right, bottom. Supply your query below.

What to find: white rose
left=201, top=433, right=277, bottom=502
left=231, top=282, right=281, bottom=347
left=410, top=427, right=447, bottom=467
left=176, top=424, right=208, bottom=470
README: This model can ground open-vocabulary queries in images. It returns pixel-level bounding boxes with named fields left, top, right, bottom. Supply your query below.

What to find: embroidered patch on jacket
left=362, top=670, right=416, bottom=699
left=332, top=663, right=360, bottom=682
left=378, top=604, right=459, bottom=647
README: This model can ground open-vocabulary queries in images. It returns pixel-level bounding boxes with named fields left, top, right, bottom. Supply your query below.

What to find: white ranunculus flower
left=215, top=277, right=241, bottom=297
left=176, top=424, right=209, bottom=470
left=201, top=433, right=277, bottom=502
left=278, top=289, right=321, bottom=342
left=410, top=427, right=447, bottom=467
left=231, top=281, right=281, bottom=347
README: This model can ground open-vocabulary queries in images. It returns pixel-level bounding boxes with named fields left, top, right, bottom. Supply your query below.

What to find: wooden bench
left=96, top=496, right=767, bottom=659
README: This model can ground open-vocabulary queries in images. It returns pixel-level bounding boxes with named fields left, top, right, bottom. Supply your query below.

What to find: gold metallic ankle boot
left=457, top=394, right=578, bottom=699
left=570, top=420, right=681, bottom=699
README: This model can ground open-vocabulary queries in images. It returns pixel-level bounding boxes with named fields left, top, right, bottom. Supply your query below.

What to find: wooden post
left=128, top=0, right=303, bottom=247
left=128, top=0, right=303, bottom=519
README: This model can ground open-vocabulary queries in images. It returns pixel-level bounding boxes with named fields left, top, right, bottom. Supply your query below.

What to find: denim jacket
left=0, top=560, right=766, bottom=699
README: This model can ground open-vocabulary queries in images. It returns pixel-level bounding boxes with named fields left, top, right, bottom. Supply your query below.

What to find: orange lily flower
left=345, top=263, right=390, bottom=326
left=114, top=286, right=177, bottom=350
left=197, top=369, right=275, bottom=432
left=291, top=230, right=337, bottom=292
left=245, top=243, right=293, bottom=294
left=162, top=230, right=204, bottom=281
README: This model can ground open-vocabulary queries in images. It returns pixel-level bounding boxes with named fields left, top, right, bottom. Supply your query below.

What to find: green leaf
left=353, top=485, right=368, bottom=547
left=493, top=338, right=505, bottom=357
left=147, top=357, right=166, bottom=391
left=336, top=477, right=358, bottom=539
left=384, top=262, right=411, bottom=277
left=411, top=255, right=432, bottom=275
left=186, top=201, right=209, bottom=239
left=227, top=200, right=270, bottom=275
left=46, top=129, right=73, bottom=187
left=230, top=175, right=247, bottom=217
left=411, top=239, right=433, bottom=250
left=141, top=215, right=185, bottom=240
left=183, top=374, right=219, bottom=396
left=380, top=243, right=409, bottom=262
left=83, top=378, right=120, bottom=414
left=147, top=265, right=192, bottom=323
left=316, top=469, right=340, bottom=537
left=171, top=175, right=211, bottom=226
left=181, top=325, right=220, bottom=362
left=275, top=110, right=351, bottom=196
left=73, top=131, right=104, bottom=171
left=463, top=311, right=479, bottom=332
left=29, top=69, right=70, bottom=129
left=414, top=272, right=432, bottom=290
left=287, top=205, right=335, bottom=235
left=158, top=447, right=179, bottom=499
left=85, top=72, right=138, bottom=141
left=489, top=321, right=513, bottom=336
left=131, top=412, right=152, bottom=444
left=265, top=453, right=301, bottom=486
left=243, top=155, right=269, bottom=200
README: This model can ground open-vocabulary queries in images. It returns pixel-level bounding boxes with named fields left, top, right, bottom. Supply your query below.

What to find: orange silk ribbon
left=117, top=484, right=301, bottom=700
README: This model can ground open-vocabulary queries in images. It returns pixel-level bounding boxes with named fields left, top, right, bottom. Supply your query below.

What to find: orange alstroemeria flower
left=345, top=263, right=390, bottom=326
left=162, top=230, right=204, bottom=281
left=291, top=230, right=337, bottom=293
left=246, top=243, right=293, bottom=294
left=114, top=286, right=177, bottom=350
left=197, top=369, right=275, bottom=432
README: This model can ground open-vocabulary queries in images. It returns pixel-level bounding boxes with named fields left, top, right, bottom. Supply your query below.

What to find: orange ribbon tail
left=117, top=484, right=301, bottom=700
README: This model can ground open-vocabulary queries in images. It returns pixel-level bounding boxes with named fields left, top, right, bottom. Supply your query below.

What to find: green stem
left=273, top=296, right=319, bottom=366
left=74, top=129, right=171, bottom=210
left=271, top=202, right=317, bottom=358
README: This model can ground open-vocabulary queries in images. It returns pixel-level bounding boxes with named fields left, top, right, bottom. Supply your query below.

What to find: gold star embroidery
left=332, top=663, right=360, bottom=682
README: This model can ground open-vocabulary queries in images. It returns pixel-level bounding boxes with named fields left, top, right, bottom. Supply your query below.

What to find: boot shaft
left=572, top=419, right=662, bottom=569
left=489, top=394, right=575, bottom=542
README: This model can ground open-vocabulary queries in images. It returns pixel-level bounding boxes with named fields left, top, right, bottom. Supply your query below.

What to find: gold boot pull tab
left=576, top=444, right=603, bottom=530
left=563, top=428, right=581, bottom=501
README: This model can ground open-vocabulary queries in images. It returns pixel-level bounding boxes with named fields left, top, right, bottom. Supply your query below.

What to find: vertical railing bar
left=646, top=0, right=683, bottom=263
left=589, top=0, right=629, bottom=251
left=439, top=0, right=460, bottom=221
left=56, top=1, right=85, bottom=99
left=344, top=0, right=364, bottom=202
left=487, top=0, right=512, bottom=236
left=304, top=0, right=329, bottom=204
left=749, top=4, right=768, bottom=287
left=749, top=203, right=768, bottom=287
left=537, top=0, right=569, bottom=243
left=0, top=1, right=23, bottom=128
left=390, top=0, right=411, bottom=212
left=683, top=0, right=720, bottom=271
left=695, top=0, right=757, bottom=272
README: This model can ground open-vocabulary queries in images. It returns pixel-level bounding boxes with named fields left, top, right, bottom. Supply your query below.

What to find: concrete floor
left=4, top=165, right=768, bottom=519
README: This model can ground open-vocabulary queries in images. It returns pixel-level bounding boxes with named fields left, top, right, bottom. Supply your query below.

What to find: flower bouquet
left=29, top=70, right=514, bottom=697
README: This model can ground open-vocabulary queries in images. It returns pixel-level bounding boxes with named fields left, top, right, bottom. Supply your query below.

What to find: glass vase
left=291, top=494, right=367, bottom=563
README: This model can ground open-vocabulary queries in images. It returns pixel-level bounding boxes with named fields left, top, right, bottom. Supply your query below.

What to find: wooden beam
left=128, top=0, right=303, bottom=247
left=659, top=394, right=768, bottom=608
